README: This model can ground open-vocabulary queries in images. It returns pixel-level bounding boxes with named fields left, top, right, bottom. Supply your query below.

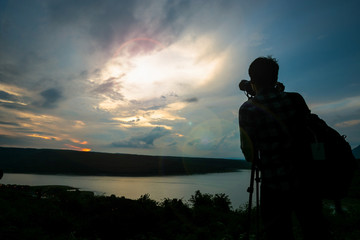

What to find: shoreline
left=0, top=168, right=246, bottom=178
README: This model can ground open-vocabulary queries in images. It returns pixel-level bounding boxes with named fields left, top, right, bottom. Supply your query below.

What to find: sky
left=0, top=0, right=359, bottom=159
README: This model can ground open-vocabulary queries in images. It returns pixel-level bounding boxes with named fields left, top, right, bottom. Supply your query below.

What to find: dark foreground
left=0, top=170, right=359, bottom=240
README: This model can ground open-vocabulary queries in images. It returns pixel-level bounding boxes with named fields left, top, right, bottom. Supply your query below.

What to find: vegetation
left=0, top=169, right=359, bottom=239
left=0, top=185, right=242, bottom=240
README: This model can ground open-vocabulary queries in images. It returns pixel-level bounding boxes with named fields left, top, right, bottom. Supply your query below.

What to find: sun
left=90, top=37, right=226, bottom=129
left=112, top=38, right=221, bottom=99
left=93, top=36, right=224, bottom=118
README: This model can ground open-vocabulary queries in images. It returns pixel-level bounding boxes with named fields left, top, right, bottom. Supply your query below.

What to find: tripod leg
left=244, top=164, right=255, bottom=240
left=255, top=166, right=260, bottom=240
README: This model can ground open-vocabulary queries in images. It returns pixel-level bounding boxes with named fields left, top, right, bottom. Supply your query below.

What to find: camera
left=239, top=80, right=285, bottom=98
left=239, top=80, right=255, bottom=97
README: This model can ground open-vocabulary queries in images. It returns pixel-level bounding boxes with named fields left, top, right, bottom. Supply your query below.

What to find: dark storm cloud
left=153, top=0, right=193, bottom=38
left=187, top=139, right=200, bottom=147
left=46, top=0, right=199, bottom=52
left=47, top=0, right=139, bottom=49
left=0, top=134, right=29, bottom=146
left=0, top=63, right=21, bottom=77
left=0, top=101, right=28, bottom=110
left=184, top=97, right=198, bottom=103
left=0, top=121, right=20, bottom=127
left=0, top=90, right=19, bottom=102
left=111, top=127, right=170, bottom=149
left=1, top=58, right=55, bottom=98
left=0, top=134, right=62, bottom=149
left=0, top=63, right=23, bottom=84
left=139, top=104, right=163, bottom=111
left=163, top=0, right=191, bottom=22
left=33, top=88, right=63, bottom=109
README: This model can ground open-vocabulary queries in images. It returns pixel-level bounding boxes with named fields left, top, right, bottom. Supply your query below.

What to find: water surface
left=1, top=170, right=252, bottom=208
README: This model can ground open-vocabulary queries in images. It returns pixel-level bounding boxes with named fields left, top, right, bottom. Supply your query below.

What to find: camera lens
left=239, top=80, right=249, bottom=91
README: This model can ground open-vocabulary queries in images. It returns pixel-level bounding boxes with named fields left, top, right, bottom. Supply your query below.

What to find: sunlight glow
left=111, top=101, right=187, bottom=129
left=90, top=36, right=225, bottom=134
left=71, top=139, right=88, bottom=145
left=113, top=38, right=165, bottom=58
left=94, top=36, right=223, bottom=112
left=73, top=120, right=86, bottom=128
left=119, top=44, right=220, bottom=100
left=28, top=134, right=61, bottom=141
left=112, top=115, right=173, bottom=130
left=17, top=112, right=61, bottom=124
left=98, top=98, right=120, bottom=111
left=64, top=144, right=91, bottom=152
left=0, top=83, right=29, bottom=97
left=0, top=99, right=27, bottom=106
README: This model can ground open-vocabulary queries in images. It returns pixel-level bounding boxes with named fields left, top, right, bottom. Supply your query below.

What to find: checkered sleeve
left=239, top=102, right=257, bottom=162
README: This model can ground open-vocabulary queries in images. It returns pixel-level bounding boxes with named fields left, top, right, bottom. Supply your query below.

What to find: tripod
left=244, top=158, right=261, bottom=240
left=239, top=84, right=263, bottom=240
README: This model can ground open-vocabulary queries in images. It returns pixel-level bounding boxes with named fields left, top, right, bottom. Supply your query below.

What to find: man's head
left=249, top=56, right=279, bottom=90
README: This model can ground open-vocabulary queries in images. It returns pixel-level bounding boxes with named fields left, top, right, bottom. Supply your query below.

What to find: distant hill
left=353, top=145, right=360, bottom=159
left=0, top=147, right=250, bottom=176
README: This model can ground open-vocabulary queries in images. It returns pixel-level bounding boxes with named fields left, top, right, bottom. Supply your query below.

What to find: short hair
left=248, top=56, right=279, bottom=87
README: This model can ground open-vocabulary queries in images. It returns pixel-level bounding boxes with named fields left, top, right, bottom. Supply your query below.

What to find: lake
left=0, top=170, right=253, bottom=208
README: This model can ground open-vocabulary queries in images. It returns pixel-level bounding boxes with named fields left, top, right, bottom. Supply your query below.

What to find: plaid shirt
left=239, top=89, right=310, bottom=190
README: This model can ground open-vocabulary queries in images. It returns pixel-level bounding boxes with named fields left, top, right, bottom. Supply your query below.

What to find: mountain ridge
left=0, top=147, right=250, bottom=176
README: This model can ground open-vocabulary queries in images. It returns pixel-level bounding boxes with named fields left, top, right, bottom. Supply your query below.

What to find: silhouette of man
left=239, top=56, right=330, bottom=240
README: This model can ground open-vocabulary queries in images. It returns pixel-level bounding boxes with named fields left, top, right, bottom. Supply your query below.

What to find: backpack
left=303, top=114, right=357, bottom=200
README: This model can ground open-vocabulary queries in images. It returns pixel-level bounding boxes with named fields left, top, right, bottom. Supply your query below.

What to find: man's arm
left=240, top=127, right=255, bottom=162
left=239, top=105, right=256, bottom=162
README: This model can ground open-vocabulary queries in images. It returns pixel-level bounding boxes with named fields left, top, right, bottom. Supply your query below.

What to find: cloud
left=0, top=134, right=26, bottom=146
left=0, top=134, right=51, bottom=148
left=0, top=85, right=30, bottom=110
left=47, top=0, right=150, bottom=51
left=3, top=0, right=358, bottom=159
left=34, top=88, right=63, bottom=109
left=0, top=121, right=20, bottom=126
left=184, top=97, right=198, bottom=103
left=0, top=0, right=245, bottom=158
left=92, top=77, right=124, bottom=100
left=310, top=96, right=360, bottom=114
left=0, top=63, right=23, bottom=84
left=111, top=127, right=171, bottom=149
left=0, top=90, right=22, bottom=103
left=0, top=101, right=28, bottom=110
left=335, top=119, right=360, bottom=128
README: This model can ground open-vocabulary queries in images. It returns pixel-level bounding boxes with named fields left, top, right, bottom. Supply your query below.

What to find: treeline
left=0, top=147, right=250, bottom=176
left=1, top=177, right=360, bottom=240
left=0, top=185, right=245, bottom=240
